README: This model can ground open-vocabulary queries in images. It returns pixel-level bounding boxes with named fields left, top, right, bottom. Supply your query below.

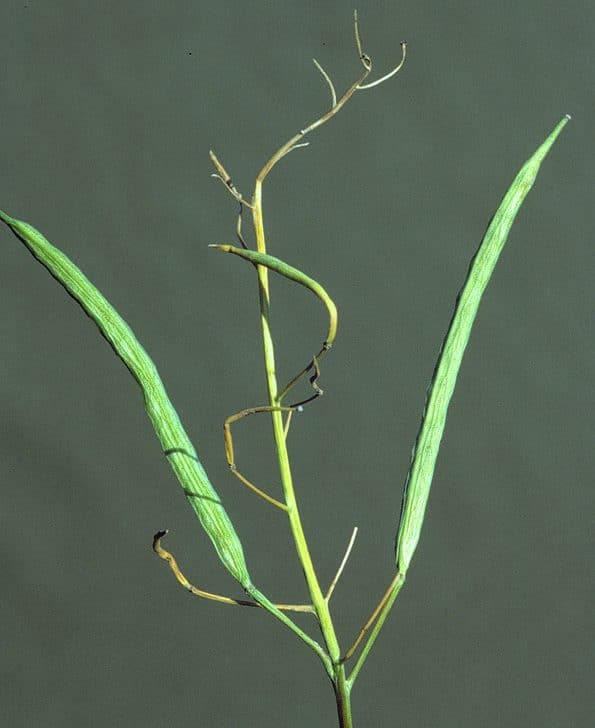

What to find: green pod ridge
left=395, top=115, right=570, bottom=575
left=0, top=210, right=251, bottom=587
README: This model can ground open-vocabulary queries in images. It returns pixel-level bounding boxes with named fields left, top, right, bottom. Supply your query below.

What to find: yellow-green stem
left=252, top=181, right=351, bottom=724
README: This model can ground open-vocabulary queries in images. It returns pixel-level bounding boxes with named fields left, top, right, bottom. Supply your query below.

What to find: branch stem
left=252, top=177, right=351, bottom=722
left=240, top=14, right=407, bottom=724
left=347, top=572, right=406, bottom=689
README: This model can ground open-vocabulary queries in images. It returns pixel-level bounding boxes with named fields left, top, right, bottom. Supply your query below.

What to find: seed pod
left=0, top=211, right=252, bottom=587
left=211, top=244, right=338, bottom=350
left=395, top=115, right=570, bottom=574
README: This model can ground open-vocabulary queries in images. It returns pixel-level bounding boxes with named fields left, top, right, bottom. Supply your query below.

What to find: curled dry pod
left=210, top=244, right=338, bottom=350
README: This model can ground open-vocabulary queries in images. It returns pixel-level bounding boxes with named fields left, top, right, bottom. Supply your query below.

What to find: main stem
left=252, top=181, right=352, bottom=727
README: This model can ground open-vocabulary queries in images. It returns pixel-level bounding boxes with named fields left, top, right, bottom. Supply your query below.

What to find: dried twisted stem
left=354, top=9, right=407, bottom=90
left=153, top=530, right=314, bottom=613
left=209, top=150, right=254, bottom=209
left=223, top=405, right=297, bottom=511
left=253, top=11, right=406, bottom=188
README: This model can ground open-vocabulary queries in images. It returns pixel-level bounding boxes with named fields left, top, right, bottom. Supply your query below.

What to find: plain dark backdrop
left=1, top=1, right=592, bottom=726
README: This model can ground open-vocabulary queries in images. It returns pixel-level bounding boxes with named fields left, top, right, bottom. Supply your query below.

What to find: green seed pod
left=0, top=211, right=252, bottom=587
left=395, top=116, right=570, bottom=574
left=211, top=244, right=338, bottom=350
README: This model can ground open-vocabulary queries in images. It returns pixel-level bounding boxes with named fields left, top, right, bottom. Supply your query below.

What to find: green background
left=1, top=1, right=592, bottom=726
